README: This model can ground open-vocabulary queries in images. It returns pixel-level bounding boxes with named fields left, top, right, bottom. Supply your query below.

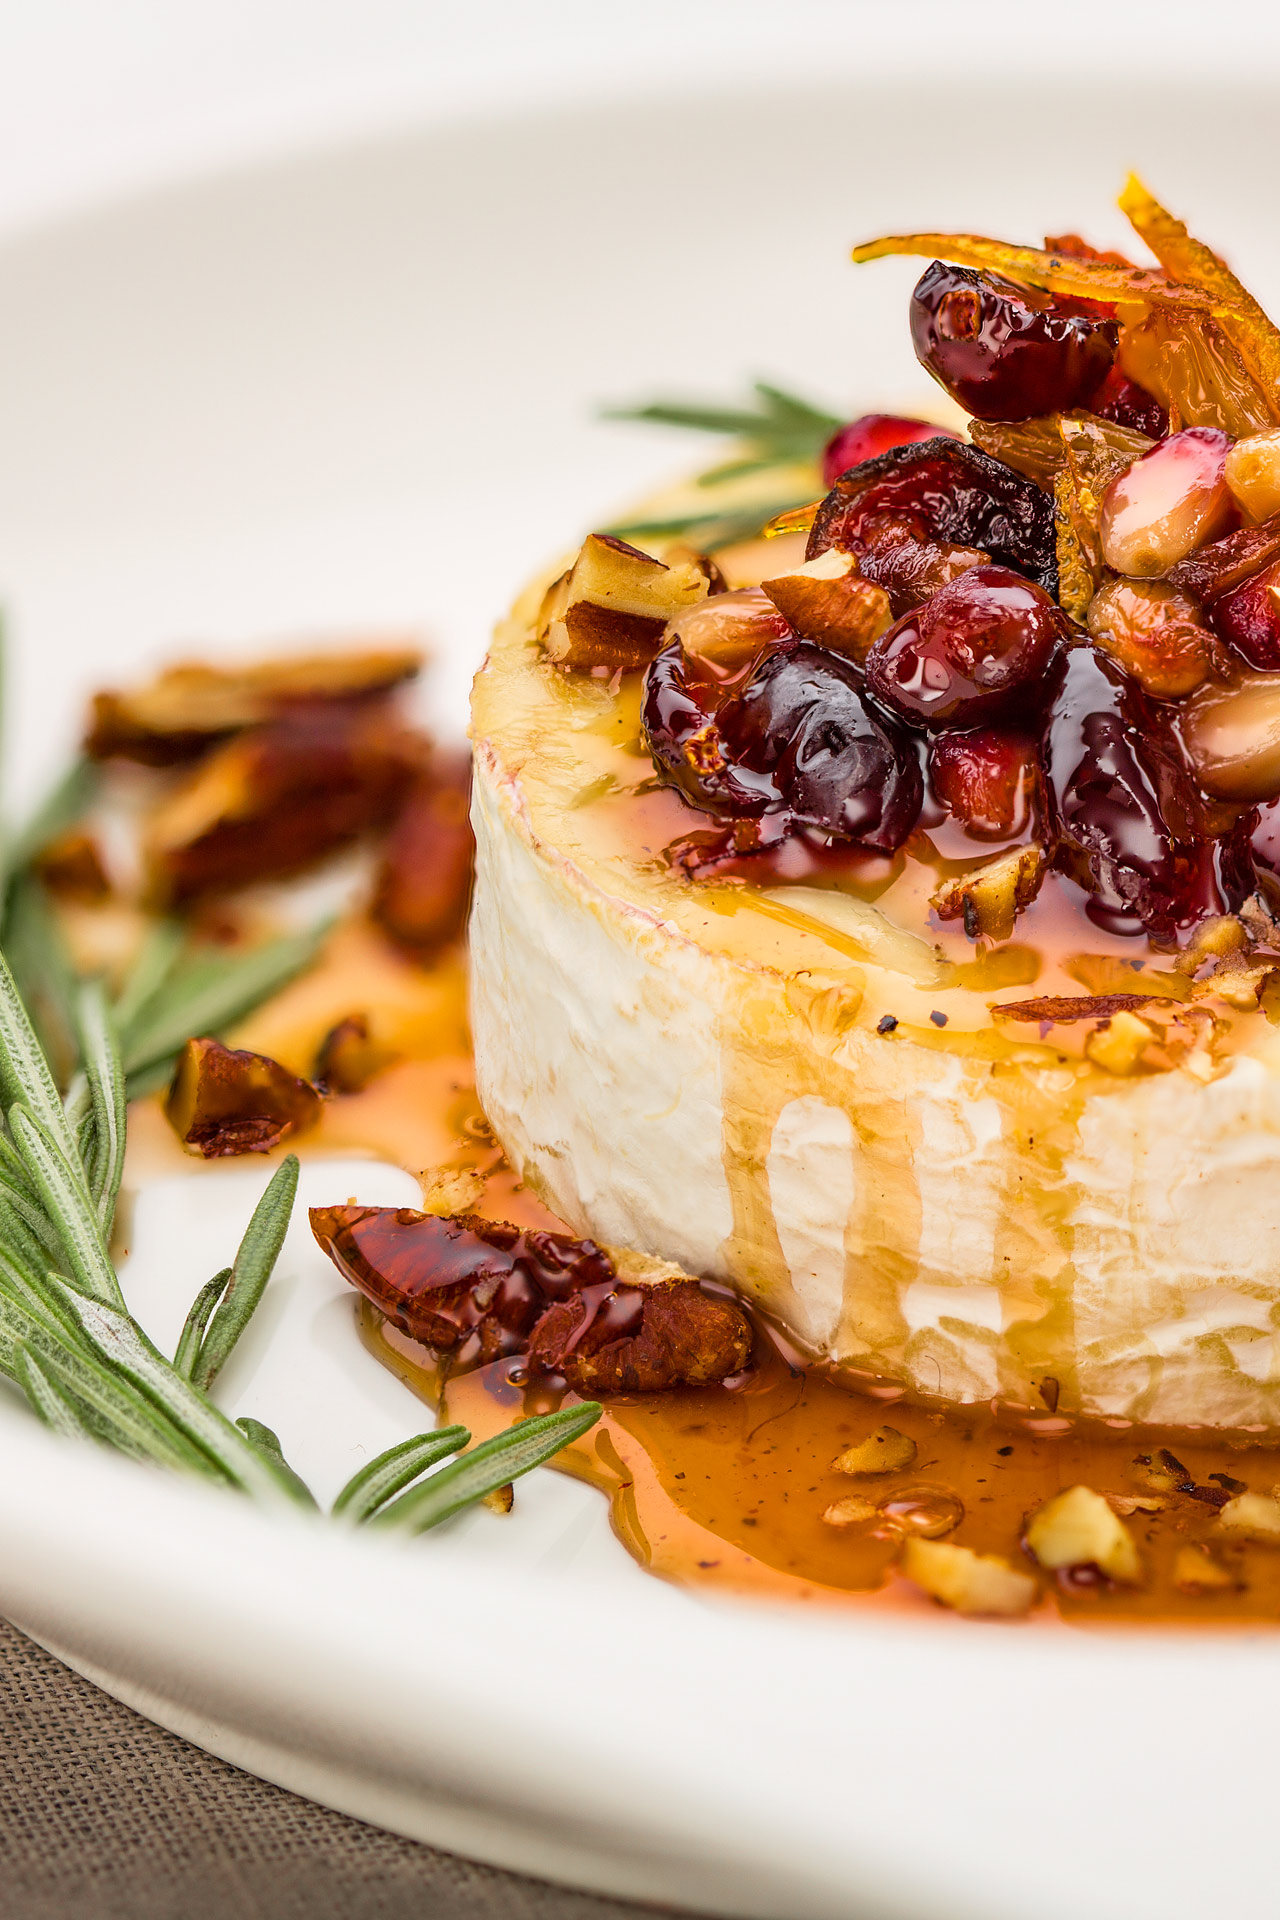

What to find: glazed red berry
left=1208, top=558, right=1280, bottom=672
left=910, top=262, right=1118, bottom=421
left=928, top=729, right=1040, bottom=839
left=1088, top=364, right=1169, bottom=440
left=820, top=413, right=955, bottom=489
left=865, top=566, right=1069, bottom=731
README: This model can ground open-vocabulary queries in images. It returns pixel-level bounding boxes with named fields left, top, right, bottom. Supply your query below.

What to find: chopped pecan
left=372, top=752, right=474, bottom=954
left=527, top=1277, right=751, bottom=1393
left=146, top=700, right=425, bottom=903
left=309, top=1202, right=753, bottom=1389
left=166, top=1036, right=321, bottom=1157
left=991, top=991, right=1160, bottom=1024
left=86, top=646, right=421, bottom=764
left=33, top=829, right=111, bottom=902
left=313, top=1013, right=397, bottom=1094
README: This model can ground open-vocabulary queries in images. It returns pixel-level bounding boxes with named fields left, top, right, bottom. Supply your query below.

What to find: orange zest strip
left=849, top=231, right=1217, bottom=316
left=1118, top=174, right=1280, bottom=406
left=763, top=501, right=820, bottom=537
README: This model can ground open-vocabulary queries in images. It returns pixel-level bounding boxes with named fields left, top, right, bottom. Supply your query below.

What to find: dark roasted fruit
left=528, top=1280, right=752, bottom=1394
left=641, top=641, right=780, bottom=817
left=1167, top=516, right=1280, bottom=606
left=1205, top=560, right=1280, bottom=673
left=866, top=566, right=1068, bottom=731
left=1044, top=647, right=1227, bottom=934
left=909, top=262, right=1118, bottom=421
left=372, top=752, right=475, bottom=954
left=928, top=728, right=1040, bottom=839
left=820, top=412, right=954, bottom=488
left=313, top=1014, right=397, bottom=1094
left=166, top=1036, right=321, bottom=1157
left=721, top=644, right=923, bottom=848
left=309, top=1204, right=752, bottom=1389
left=807, top=439, right=1058, bottom=602
left=1088, top=364, right=1169, bottom=440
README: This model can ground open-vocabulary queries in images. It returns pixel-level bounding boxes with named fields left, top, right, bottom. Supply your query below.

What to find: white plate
left=0, top=62, right=1279, bottom=1920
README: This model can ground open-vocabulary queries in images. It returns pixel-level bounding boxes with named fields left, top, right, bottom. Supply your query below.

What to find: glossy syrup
left=149, top=909, right=1280, bottom=1629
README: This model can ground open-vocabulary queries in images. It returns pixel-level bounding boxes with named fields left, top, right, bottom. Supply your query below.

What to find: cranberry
left=929, top=728, right=1040, bottom=839
left=909, top=262, right=1118, bottom=421
left=1207, top=559, right=1280, bottom=672
left=1044, top=647, right=1223, bottom=935
left=820, top=413, right=955, bottom=489
left=722, top=644, right=923, bottom=850
left=865, top=566, right=1069, bottom=731
left=1089, top=364, right=1169, bottom=440
left=1100, top=428, right=1236, bottom=577
left=807, top=439, right=1058, bottom=604
left=641, top=641, right=779, bottom=817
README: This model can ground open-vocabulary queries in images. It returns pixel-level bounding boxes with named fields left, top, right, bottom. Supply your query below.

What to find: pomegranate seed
left=664, top=588, right=791, bottom=671
left=1225, top=429, right=1280, bottom=524
left=1100, top=427, right=1236, bottom=576
left=1085, top=577, right=1214, bottom=699
left=910, top=262, right=1118, bottom=421
left=928, top=729, right=1040, bottom=839
left=807, top=438, right=1058, bottom=604
left=865, top=565, right=1069, bottom=730
left=1088, top=364, right=1169, bottom=440
left=1209, top=559, right=1280, bottom=672
left=1180, top=673, right=1280, bottom=802
left=820, top=413, right=954, bottom=489
left=722, top=644, right=923, bottom=850
left=1045, top=647, right=1220, bottom=934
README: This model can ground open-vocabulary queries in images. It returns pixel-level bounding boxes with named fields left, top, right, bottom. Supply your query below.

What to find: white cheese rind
left=470, top=651, right=1280, bottom=1430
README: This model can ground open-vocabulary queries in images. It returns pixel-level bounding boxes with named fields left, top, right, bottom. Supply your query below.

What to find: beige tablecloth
left=0, top=1618, right=682, bottom=1919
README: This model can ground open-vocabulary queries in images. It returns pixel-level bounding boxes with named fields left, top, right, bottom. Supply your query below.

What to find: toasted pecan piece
left=86, top=647, right=421, bottom=765
left=372, top=752, right=474, bottom=954
left=166, top=1036, right=321, bottom=1157
left=991, top=991, right=1161, bottom=1025
left=537, top=535, right=710, bottom=672
left=145, top=701, right=425, bottom=903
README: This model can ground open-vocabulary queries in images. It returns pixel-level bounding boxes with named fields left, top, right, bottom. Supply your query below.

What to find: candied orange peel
left=849, top=229, right=1204, bottom=317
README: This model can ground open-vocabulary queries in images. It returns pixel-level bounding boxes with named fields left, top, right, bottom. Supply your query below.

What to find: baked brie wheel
left=471, top=188, right=1280, bottom=1431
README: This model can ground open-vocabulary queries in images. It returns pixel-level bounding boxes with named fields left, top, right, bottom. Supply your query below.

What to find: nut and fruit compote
left=468, top=178, right=1280, bottom=1475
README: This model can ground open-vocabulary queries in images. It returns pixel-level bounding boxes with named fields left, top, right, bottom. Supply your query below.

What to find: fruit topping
left=1166, top=516, right=1280, bottom=605
left=1044, top=647, right=1223, bottom=934
left=537, top=533, right=710, bottom=672
left=759, top=551, right=892, bottom=662
left=85, top=646, right=423, bottom=765
left=1225, top=428, right=1280, bottom=522
left=33, top=829, right=111, bottom=903
left=1100, top=428, right=1236, bottom=577
left=1180, top=673, right=1280, bottom=802
left=807, top=439, right=1058, bottom=602
left=526, top=1277, right=752, bottom=1394
left=371, top=752, right=475, bottom=955
left=928, top=727, right=1040, bottom=839
left=865, top=565, right=1068, bottom=731
left=1083, top=1007, right=1158, bottom=1075
left=1085, top=577, right=1214, bottom=699
left=1205, top=560, right=1280, bottom=673
left=820, top=411, right=956, bottom=487
left=145, top=700, right=424, bottom=904
left=643, top=639, right=923, bottom=852
left=309, top=1204, right=752, bottom=1389
left=909, top=261, right=1118, bottom=421
left=166, top=1036, right=322, bottom=1157
left=1088, top=365, right=1170, bottom=439
left=931, top=844, right=1046, bottom=942
left=719, top=644, right=923, bottom=848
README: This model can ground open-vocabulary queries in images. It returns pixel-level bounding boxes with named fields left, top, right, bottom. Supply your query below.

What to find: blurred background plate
left=0, top=27, right=1278, bottom=1920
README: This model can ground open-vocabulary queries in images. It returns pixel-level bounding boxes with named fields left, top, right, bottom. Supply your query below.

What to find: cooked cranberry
left=1101, top=428, right=1236, bottom=577
left=641, top=641, right=779, bottom=816
left=929, top=728, right=1040, bottom=839
left=1167, top=518, right=1280, bottom=605
left=909, top=262, right=1117, bottom=421
left=722, top=644, right=923, bottom=850
left=807, top=439, right=1057, bottom=603
left=1044, top=647, right=1221, bottom=934
left=1089, top=364, right=1169, bottom=440
left=1207, top=558, right=1280, bottom=671
left=865, top=566, right=1068, bottom=731
left=820, top=413, right=955, bottom=489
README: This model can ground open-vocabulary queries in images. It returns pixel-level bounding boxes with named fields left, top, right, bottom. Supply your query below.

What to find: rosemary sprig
left=189, top=1156, right=299, bottom=1391
left=364, top=1404, right=603, bottom=1535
